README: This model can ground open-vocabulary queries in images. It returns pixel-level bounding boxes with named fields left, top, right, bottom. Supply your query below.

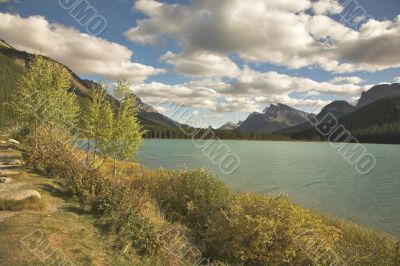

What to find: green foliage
left=99, top=184, right=160, bottom=257
left=291, top=96, right=400, bottom=144
left=25, top=125, right=85, bottom=179
left=133, top=168, right=400, bottom=265
left=351, top=121, right=400, bottom=143
left=0, top=52, right=24, bottom=128
left=105, top=81, right=143, bottom=175
left=81, top=83, right=113, bottom=159
left=20, top=95, right=400, bottom=265
left=24, top=127, right=189, bottom=263
left=133, top=168, right=233, bottom=236
left=12, top=55, right=79, bottom=132
left=325, top=217, right=400, bottom=266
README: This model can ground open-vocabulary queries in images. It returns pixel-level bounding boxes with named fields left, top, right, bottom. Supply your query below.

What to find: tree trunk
left=35, top=116, right=38, bottom=150
left=113, top=156, right=117, bottom=176
left=86, top=140, right=90, bottom=163
left=94, top=142, right=97, bottom=162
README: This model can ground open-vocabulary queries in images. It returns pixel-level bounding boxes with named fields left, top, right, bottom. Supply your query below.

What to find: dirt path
left=0, top=134, right=135, bottom=265
left=0, top=138, right=23, bottom=221
left=0, top=136, right=57, bottom=221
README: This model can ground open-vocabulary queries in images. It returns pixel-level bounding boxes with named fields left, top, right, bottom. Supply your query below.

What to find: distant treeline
left=288, top=122, right=400, bottom=144
left=351, top=122, right=400, bottom=144
left=143, top=126, right=291, bottom=141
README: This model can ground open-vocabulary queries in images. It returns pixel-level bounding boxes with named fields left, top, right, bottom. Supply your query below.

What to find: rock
left=5, top=159, right=22, bottom=166
left=0, top=141, right=6, bottom=144
left=0, top=170, right=19, bottom=176
left=218, top=121, right=240, bottom=131
left=0, top=190, right=41, bottom=201
left=238, top=103, right=315, bottom=134
left=316, top=100, right=356, bottom=120
left=0, top=177, right=13, bottom=184
left=8, top=139, right=20, bottom=145
left=356, top=83, right=400, bottom=108
left=0, top=164, right=18, bottom=171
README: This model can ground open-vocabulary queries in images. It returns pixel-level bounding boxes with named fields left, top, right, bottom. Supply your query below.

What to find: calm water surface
left=137, top=139, right=400, bottom=236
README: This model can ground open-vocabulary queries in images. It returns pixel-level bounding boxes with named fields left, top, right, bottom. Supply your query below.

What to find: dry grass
left=0, top=196, right=47, bottom=211
left=0, top=168, right=140, bottom=265
left=10, top=127, right=400, bottom=265
left=0, top=212, right=137, bottom=266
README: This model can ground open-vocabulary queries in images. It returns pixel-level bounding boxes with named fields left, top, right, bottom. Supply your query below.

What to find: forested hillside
left=0, top=52, right=23, bottom=128
left=0, top=40, right=178, bottom=130
left=290, top=96, right=400, bottom=144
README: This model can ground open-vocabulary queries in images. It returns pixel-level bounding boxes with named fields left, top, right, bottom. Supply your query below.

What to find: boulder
left=0, top=177, right=13, bottom=184
left=4, top=159, right=22, bottom=166
left=0, top=190, right=41, bottom=201
left=0, top=170, right=19, bottom=176
left=8, top=139, right=20, bottom=145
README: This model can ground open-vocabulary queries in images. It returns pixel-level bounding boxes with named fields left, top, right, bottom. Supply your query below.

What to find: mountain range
left=276, top=84, right=400, bottom=144
left=218, top=83, right=400, bottom=143
left=275, top=100, right=356, bottom=135
left=356, top=83, right=400, bottom=108
left=235, top=103, right=314, bottom=134
left=218, top=121, right=242, bottom=130
left=1, top=38, right=399, bottom=143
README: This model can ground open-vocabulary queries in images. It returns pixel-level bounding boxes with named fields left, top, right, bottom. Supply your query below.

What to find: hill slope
left=317, top=100, right=356, bottom=120
left=357, top=83, right=400, bottom=108
left=291, top=96, right=400, bottom=143
left=0, top=39, right=178, bottom=129
left=276, top=100, right=356, bottom=135
left=0, top=51, right=24, bottom=128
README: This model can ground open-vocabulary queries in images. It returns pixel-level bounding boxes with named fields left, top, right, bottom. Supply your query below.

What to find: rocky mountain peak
left=317, top=100, right=356, bottom=119
left=322, top=100, right=355, bottom=113
left=218, top=121, right=241, bottom=130
left=356, top=83, right=400, bottom=108
left=238, top=103, right=314, bottom=134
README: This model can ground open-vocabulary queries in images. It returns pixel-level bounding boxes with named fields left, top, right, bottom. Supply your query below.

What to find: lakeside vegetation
left=2, top=54, right=400, bottom=265
left=15, top=126, right=400, bottom=265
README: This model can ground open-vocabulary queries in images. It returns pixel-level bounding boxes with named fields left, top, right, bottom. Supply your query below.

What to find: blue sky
left=1, top=0, right=399, bottom=127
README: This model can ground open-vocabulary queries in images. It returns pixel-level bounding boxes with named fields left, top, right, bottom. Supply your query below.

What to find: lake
left=137, top=139, right=400, bottom=236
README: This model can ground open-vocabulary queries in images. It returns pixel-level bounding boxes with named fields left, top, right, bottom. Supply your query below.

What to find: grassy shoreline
left=2, top=127, right=395, bottom=265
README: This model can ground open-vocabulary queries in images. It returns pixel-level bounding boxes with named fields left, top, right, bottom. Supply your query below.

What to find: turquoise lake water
left=137, top=139, right=400, bottom=236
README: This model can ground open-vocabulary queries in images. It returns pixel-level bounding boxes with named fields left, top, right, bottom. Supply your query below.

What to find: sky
left=0, top=0, right=399, bottom=127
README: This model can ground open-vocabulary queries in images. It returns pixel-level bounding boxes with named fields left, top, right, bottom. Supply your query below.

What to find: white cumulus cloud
left=125, top=0, right=400, bottom=76
left=0, top=13, right=165, bottom=82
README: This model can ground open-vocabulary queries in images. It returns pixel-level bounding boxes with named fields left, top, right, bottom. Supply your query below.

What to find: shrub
left=326, top=217, right=400, bottom=265
left=25, top=126, right=85, bottom=179
left=204, top=193, right=340, bottom=265
left=98, top=184, right=160, bottom=257
left=24, top=125, right=400, bottom=265
left=132, top=168, right=233, bottom=235
left=24, top=126, right=201, bottom=263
